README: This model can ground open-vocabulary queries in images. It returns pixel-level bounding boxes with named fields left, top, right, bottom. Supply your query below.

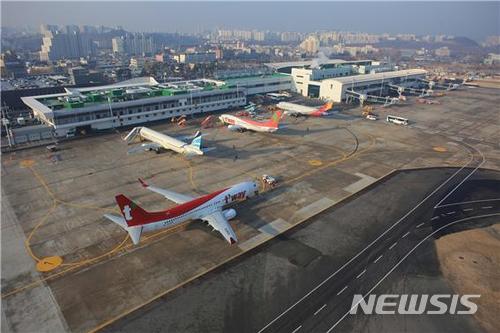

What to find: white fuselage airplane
left=124, top=126, right=208, bottom=156
left=104, top=179, right=258, bottom=245
left=277, top=101, right=333, bottom=117
left=219, top=110, right=283, bottom=133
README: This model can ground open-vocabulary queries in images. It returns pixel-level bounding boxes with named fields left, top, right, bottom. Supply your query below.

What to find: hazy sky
left=2, top=1, right=499, bottom=41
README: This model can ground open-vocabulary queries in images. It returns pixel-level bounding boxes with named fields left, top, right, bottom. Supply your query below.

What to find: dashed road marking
left=373, top=255, right=383, bottom=264
left=431, top=216, right=439, bottom=220
left=402, top=231, right=410, bottom=238
left=314, top=304, right=327, bottom=316
left=291, top=325, right=302, bottom=333
left=389, top=242, right=398, bottom=250
left=446, top=211, right=456, bottom=215
left=356, top=269, right=367, bottom=279
left=416, top=223, right=425, bottom=229
left=482, top=206, right=493, bottom=209
left=463, top=208, right=473, bottom=212
left=337, top=286, right=348, bottom=296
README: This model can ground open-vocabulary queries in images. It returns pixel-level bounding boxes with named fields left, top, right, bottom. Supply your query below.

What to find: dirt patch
left=436, top=223, right=500, bottom=333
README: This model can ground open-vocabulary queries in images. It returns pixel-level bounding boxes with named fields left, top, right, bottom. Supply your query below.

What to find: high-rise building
left=281, top=32, right=301, bottom=43
left=112, top=37, right=125, bottom=54
left=252, top=31, right=265, bottom=42
left=124, top=33, right=156, bottom=55
left=39, top=25, right=94, bottom=61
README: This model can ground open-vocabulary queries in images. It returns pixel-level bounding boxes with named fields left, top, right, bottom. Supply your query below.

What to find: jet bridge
left=345, top=89, right=401, bottom=107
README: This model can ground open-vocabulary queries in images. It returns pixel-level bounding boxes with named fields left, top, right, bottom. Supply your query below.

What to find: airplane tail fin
left=264, top=110, right=284, bottom=128
left=115, top=194, right=152, bottom=227
left=320, top=102, right=334, bottom=112
left=190, top=134, right=202, bottom=150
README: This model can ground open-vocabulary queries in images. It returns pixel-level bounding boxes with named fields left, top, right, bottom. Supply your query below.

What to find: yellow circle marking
left=20, top=159, right=35, bottom=168
left=36, top=256, right=63, bottom=272
left=433, top=146, right=448, bottom=152
left=309, top=159, right=323, bottom=166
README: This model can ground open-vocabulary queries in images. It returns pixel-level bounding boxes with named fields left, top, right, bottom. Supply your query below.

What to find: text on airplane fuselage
left=225, top=191, right=246, bottom=204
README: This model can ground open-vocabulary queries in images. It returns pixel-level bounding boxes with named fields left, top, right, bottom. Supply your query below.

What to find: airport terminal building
left=21, top=75, right=291, bottom=137
left=265, top=60, right=427, bottom=102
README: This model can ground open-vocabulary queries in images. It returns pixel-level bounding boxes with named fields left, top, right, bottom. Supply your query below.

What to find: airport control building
left=265, top=60, right=427, bottom=102
left=21, top=75, right=291, bottom=137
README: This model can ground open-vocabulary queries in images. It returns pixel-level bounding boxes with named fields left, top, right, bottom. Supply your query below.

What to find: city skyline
left=2, top=2, right=499, bottom=42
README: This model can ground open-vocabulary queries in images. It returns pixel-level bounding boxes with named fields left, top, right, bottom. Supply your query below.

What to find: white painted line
left=258, top=145, right=481, bottom=333
left=356, top=269, right=367, bottom=279
left=416, top=223, right=425, bottom=229
left=325, top=212, right=500, bottom=332
left=337, top=286, right=348, bottom=296
left=434, top=143, right=485, bottom=208
left=389, top=242, right=398, bottom=250
left=463, top=208, right=473, bottom=212
left=431, top=216, right=439, bottom=220
left=313, top=304, right=327, bottom=316
left=446, top=211, right=456, bottom=215
left=291, top=325, right=302, bottom=333
left=437, top=198, right=500, bottom=208
left=402, top=231, right=410, bottom=238
left=482, top=206, right=493, bottom=209
left=373, top=255, right=383, bottom=264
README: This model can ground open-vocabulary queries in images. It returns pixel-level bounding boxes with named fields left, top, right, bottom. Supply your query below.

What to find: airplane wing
left=202, top=211, right=238, bottom=244
left=127, top=143, right=162, bottom=154
left=138, top=178, right=193, bottom=204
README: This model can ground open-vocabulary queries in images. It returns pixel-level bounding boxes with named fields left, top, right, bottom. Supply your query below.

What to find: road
left=102, top=159, right=500, bottom=332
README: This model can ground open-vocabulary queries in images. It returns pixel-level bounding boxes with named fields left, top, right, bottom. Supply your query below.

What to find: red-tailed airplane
left=219, top=110, right=284, bottom=133
left=277, top=101, right=333, bottom=117
left=104, top=179, right=259, bottom=245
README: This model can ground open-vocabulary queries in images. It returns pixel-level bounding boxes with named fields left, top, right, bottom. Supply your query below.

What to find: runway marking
left=463, top=208, right=473, bottom=212
left=446, top=211, right=456, bottom=215
left=389, top=242, right=398, bottom=250
left=356, top=270, right=366, bottom=279
left=416, top=223, right=425, bottom=229
left=402, top=231, right=410, bottom=238
left=291, top=325, right=302, bottom=333
left=325, top=213, right=500, bottom=332
left=337, top=286, right=348, bottom=296
left=437, top=198, right=500, bottom=208
left=258, top=142, right=480, bottom=333
left=434, top=142, right=485, bottom=208
left=481, top=206, right=493, bottom=209
left=373, top=255, right=383, bottom=264
left=314, top=304, right=327, bottom=316
left=431, top=216, right=439, bottom=220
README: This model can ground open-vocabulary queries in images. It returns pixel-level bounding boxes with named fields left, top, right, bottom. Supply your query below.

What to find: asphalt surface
left=101, top=165, right=500, bottom=333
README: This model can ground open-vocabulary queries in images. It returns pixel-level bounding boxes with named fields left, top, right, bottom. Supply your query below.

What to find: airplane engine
left=223, top=209, right=237, bottom=220
left=228, top=125, right=244, bottom=132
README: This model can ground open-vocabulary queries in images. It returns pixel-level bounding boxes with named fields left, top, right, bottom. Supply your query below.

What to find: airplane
left=124, top=126, right=212, bottom=156
left=219, top=110, right=284, bottom=133
left=104, top=178, right=259, bottom=245
left=277, top=101, right=333, bottom=117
